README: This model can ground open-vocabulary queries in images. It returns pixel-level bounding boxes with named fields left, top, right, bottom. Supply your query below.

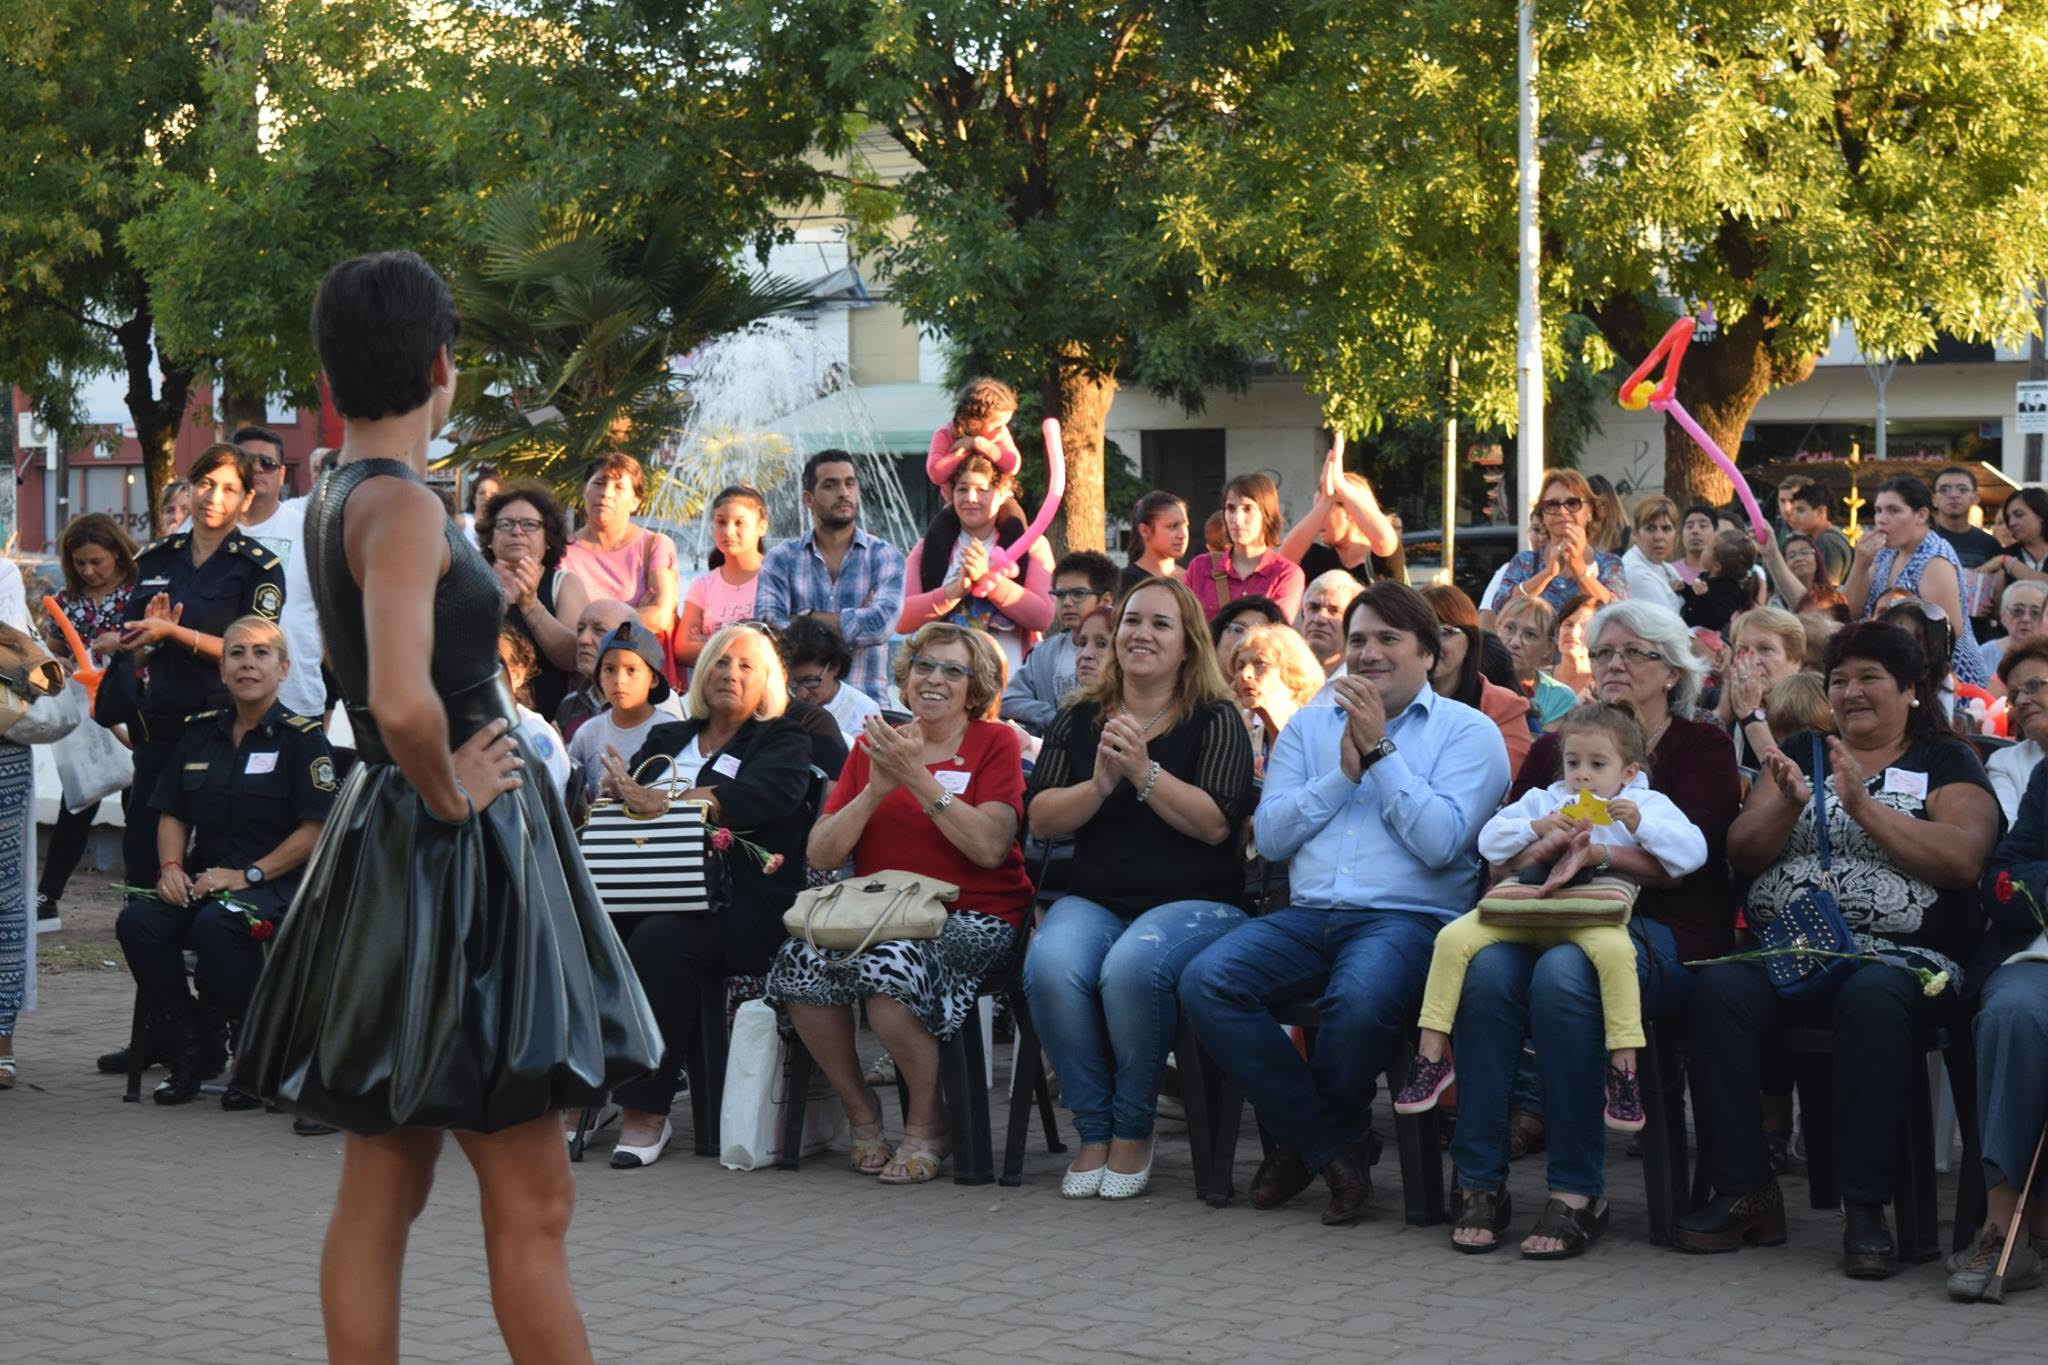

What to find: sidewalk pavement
left=6, top=890, right=2043, bottom=1363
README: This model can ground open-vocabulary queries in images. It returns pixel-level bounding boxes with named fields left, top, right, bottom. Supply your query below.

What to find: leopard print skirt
left=763, top=910, right=1015, bottom=1041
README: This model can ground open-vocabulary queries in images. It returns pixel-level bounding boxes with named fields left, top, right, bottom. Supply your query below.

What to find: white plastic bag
left=51, top=703, right=132, bottom=812
left=718, top=999, right=847, bottom=1170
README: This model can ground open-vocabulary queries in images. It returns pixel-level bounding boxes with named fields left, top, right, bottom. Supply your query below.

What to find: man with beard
left=756, top=450, right=907, bottom=704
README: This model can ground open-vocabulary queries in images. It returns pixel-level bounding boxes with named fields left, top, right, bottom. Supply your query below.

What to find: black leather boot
left=1842, top=1199, right=1897, bottom=1280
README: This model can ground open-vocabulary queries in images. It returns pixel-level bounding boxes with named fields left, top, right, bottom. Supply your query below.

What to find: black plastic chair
left=1191, top=1000, right=1447, bottom=1224
left=1636, top=1017, right=1694, bottom=1246
left=1771, top=1024, right=1964, bottom=1264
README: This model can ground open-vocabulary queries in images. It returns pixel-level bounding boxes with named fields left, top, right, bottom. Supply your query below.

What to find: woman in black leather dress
left=231, top=252, right=660, bottom=1364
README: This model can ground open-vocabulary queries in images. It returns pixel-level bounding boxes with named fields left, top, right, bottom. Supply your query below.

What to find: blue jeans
left=1179, top=907, right=1441, bottom=1173
left=1023, top=896, right=1245, bottom=1144
left=1447, top=919, right=1689, bottom=1200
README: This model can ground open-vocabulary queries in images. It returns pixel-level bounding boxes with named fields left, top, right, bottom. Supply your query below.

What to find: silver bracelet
left=1135, top=760, right=1162, bottom=804
left=922, top=790, right=955, bottom=818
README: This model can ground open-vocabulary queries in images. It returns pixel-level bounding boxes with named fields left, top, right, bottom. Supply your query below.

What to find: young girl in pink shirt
left=926, top=376, right=1022, bottom=485
left=675, top=485, right=766, bottom=674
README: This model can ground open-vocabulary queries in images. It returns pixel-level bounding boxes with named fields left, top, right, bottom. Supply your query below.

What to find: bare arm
left=248, top=820, right=323, bottom=879
left=806, top=772, right=887, bottom=869
left=898, top=766, right=1020, bottom=869
left=1276, top=491, right=1335, bottom=564
left=520, top=567, right=584, bottom=672
left=1331, top=478, right=1399, bottom=557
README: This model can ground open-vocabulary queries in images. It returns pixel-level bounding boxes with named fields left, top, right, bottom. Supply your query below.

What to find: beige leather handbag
left=782, top=871, right=958, bottom=959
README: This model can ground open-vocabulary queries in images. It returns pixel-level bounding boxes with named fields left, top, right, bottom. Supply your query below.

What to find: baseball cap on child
left=595, top=623, right=673, bottom=704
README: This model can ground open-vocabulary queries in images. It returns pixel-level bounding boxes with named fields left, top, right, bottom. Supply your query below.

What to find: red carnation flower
left=249, top=918, right=276, bottom=943
left=711, top=827, right=734, bottom=852
left=1996, top=871, right=2015, bottom=904
left=762, top=853, right=785, bottom=876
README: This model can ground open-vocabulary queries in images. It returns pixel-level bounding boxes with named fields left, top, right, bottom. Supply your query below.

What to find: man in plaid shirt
left=756, top=451, right=907, bottom=704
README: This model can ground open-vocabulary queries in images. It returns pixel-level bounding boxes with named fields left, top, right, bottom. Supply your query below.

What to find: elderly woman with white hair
left=1979, top=579, right=2047, bottom=688
left=1296, top=569, right=1366, bottom=677
left=1443, top=599, right=1743, bottom=1256
left=597, top=622, right=817, bottom=1169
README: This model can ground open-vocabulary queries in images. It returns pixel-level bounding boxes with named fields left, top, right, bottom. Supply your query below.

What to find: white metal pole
left=1444, top=354, right=1459, bottom=584
left=1516, top=0, right=1543, bottom=551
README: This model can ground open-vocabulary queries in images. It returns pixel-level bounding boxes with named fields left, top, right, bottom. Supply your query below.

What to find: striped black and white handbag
left=577, top=756, right=715, bottom=914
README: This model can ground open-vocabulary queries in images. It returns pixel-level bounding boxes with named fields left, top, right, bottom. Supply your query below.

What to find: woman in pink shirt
left=1184, top=472, right=1306, bottom=621
left=899, top=447, right=1055, bottom=678
left=562, top=453, right=680, bottom=645
left=676, top=484, right=766, bottom=672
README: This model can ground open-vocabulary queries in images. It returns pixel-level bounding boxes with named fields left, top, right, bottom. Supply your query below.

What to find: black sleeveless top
left=307, top=458, right=512, bottom=753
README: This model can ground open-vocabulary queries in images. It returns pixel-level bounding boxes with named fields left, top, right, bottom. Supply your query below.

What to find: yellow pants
left=1416, top=910, right=1644, bottom=1051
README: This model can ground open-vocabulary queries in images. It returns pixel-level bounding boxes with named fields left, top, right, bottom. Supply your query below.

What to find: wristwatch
left=1360, top=737, right=1397, bottom=771
left=243, top=864, right=266, bottom=886
left=1747, top=708, right=1768, bottom=725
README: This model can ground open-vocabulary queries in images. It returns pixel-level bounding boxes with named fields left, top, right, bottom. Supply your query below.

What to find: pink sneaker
left=1604, top=1065, right=1646, bottom=1133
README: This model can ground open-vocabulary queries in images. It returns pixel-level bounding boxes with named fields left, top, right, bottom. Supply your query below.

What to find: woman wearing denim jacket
left=1023, top=576, right=1256, bottom=1201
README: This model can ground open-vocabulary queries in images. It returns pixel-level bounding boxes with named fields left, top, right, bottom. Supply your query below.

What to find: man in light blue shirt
left=1180, top=582, right=1510, bottom=1225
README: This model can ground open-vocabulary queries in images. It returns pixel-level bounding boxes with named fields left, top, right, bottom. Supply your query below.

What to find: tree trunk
left=116, top=301, right=193, bottom=519
left=1043, top=356, right=1115, bottom=552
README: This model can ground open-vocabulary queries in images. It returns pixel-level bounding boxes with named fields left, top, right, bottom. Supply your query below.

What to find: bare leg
left=866, top=994, right=944, bottom=1178
left=783, top=1002, right=882, bottom=1127
left=453, top=1113, right=594, bottom=1365
left=322, top=1127, right=444, bottom=1365
left=1416, top=1026, right=1449, bottom=1063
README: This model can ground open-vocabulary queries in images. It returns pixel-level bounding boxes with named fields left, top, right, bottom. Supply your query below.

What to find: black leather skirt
left=231, top=680, right=662, bottom=1134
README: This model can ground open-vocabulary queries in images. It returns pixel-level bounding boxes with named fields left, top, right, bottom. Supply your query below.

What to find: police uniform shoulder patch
left=188, top=708, right=225, bottom=723
left=253, top=582, right=284, bottom=619
left=284, top=713, right=322, bottom=733
left=231, top=537, right=283, bottom=570
left=311, top=756, right=337, bottom=792
left=141, top=533, right=190, bottom=558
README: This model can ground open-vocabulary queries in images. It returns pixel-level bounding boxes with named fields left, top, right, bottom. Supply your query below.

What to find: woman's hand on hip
left=447, top=717, right=522, bottom=818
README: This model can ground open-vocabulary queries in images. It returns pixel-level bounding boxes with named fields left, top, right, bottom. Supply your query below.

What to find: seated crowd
left=73, top=421, right=2048, bottom=1304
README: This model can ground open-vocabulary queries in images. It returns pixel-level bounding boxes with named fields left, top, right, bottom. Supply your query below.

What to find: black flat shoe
left=1671, top=1182, right=1788, bottom=1253
left=219, top=1087, right=264, bottom=1112
left=1843, top=1200, right=1897, bottom=1280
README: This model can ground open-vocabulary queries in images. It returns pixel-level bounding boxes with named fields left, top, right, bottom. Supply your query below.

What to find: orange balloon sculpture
left=43, top=595, right=104, bottom=709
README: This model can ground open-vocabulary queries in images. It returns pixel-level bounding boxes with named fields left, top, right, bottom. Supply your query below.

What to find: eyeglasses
left=2013, top=677, right=2048, bottom=701
left=1049, top=587, right=1100, bottom=603
left=789, top=672, right=828, bottom=694
left=494, top=517, right=546, bottom=534
left=1539, top=496, right=1586, bottom=515
left=1588, top=644, right=1667, bottom=668
left=250, top=455, right=282, bottom=472
left=909, top=656, right=973, bottom=682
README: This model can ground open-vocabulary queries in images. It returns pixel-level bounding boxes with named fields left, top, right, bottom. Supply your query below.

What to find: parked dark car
left=1400, top=524, right=1523, bottom=608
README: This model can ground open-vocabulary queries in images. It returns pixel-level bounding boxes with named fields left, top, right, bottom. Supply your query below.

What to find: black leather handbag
left=1754, top=733, right=1857, bottom=1000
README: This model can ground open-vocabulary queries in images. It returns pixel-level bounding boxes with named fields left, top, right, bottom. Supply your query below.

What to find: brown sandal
left=1449, top=1185, right=1513, bottom=1255
left=1520, top=1197, right=1610, bottom=1260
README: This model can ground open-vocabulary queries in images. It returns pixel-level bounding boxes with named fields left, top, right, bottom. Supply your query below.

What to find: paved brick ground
left=7, top=881, right=2044, bottom=1363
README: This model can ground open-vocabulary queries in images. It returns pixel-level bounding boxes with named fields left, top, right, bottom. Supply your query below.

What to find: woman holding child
left=1675, top=621, right=1999, bottom=1279
left=1442, top=600, right=1742, bottom=1258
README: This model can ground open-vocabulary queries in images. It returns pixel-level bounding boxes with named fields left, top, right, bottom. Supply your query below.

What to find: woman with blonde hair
left=1716, top=606, right=1808, bottom=766
left=1621, top=495, right=1684, bottom=611
left=599, top=622, right=815, bottom=1168
left=1025, top=576, right=1256, bottom=1198
left=1225, top=621, right=1326, bottom=769
left=766, top=622, right=1034, bottom=1184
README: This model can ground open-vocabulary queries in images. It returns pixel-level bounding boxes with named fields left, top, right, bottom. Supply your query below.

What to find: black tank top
left=306, top=458, right=509, bottom=747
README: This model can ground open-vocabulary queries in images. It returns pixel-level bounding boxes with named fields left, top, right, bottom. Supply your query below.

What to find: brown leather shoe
left=1319, top=1133, right=1383, bottom=1226
left=1249, top=1145, right=1315, bottom=1211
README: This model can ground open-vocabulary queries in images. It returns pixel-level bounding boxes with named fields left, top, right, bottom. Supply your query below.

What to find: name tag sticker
left=1883, top=767, right=1927, bottom=799
left=245, top=752, right=279, bottom=775
left=712, top=753, right=742, bottom=779
left=934, top=769, right=972, bottom=795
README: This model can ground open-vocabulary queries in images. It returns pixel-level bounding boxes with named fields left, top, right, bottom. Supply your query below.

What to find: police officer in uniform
left=95, top=444, right=286, bottom=888
left=115, top=614, right=336, bottom=1105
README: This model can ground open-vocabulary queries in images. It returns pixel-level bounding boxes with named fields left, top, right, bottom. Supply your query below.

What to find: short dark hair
left=311, top=251, right=459, bottom=420
left=230, top=424, right=284, bottom=455
left=188, top=443, right=254, bottom=494
left=1877, top=474, right=1934, bottom=516
left=1345, top=580, right=1442, bottom=668
left=1207, top=595, right=1287, bottom=648
left=1823, top=620, right=1946, bottom=739
left=1053, top=550, right=1118, bottom=597
left=1682, top=500, right=1720, bottom=525
left=802, top=449, right=857, bottom=491
left=479, top=480, right=572, bottom=571
left=581, top=452, right=646, bottom=507
left=1221, top=472, right=1283, bottom=549
left=1935, top=465, right=1978, bottom=490
left=56, top=512, right=139, bottom=598
left=784, top=614, right=853, bottom=677
left=1999, top=633, right=2048, bottom=686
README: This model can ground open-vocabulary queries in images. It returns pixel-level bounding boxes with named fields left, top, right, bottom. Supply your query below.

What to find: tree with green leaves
left=731, top=1, right=1264, bottom=550
left=1165, top=1, right=2048, bottom=504
left=449, top=191, right=801, bottom=484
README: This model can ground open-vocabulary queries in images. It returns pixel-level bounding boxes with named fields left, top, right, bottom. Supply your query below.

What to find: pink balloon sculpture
left=1618, top=317, right=1770, bottom=544
left=973, top=417, right=1067, bottom=595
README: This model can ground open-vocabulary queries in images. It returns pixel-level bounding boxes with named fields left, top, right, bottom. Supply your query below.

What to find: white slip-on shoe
left=610, top=1117, right=673, bottom=1170
left=1060, top=1163, right=1107, bottom=1199
left=1098, top=1152, right=1154, bottom=1200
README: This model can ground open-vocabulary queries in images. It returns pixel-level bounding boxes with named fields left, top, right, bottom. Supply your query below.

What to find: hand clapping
left=1095, top=714, right=1153, bottom=791
left=863, top=714, right=925, bottom=792
left=1761, top=747, right=1812, bottom=806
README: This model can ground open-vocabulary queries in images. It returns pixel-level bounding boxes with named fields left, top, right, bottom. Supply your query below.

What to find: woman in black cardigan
left=594, top=624, right=816, bottom=1168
